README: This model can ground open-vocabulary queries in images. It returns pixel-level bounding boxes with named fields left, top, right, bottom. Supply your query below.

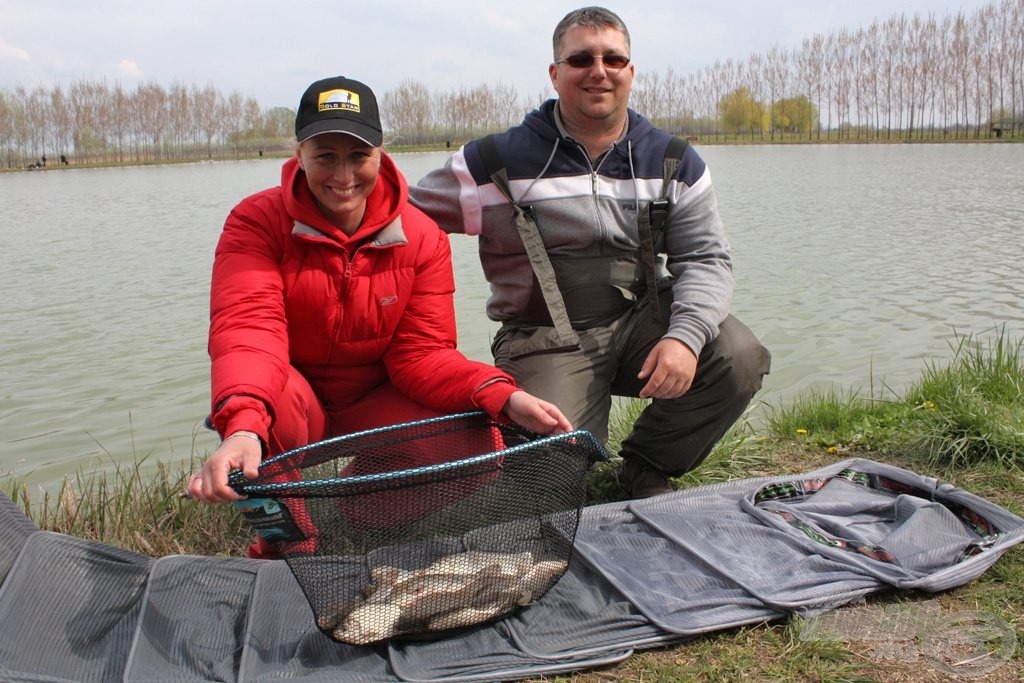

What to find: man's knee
left=702, top=316, right=771, bottom=396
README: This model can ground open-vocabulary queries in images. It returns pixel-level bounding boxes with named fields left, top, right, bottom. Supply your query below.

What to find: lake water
left=1, top=145, right=1022, bottom=491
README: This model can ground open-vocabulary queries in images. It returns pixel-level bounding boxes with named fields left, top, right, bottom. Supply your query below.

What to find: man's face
left=549, top=25, right=634, bottom=128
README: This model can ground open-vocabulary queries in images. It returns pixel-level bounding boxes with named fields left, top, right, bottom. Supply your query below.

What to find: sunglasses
left=555, top=53, right=631, bottom=69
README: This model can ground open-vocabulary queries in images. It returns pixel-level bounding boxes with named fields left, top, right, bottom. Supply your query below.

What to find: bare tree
left=715, top=59, right=744, bottom=140
left=796, top=35, right=826, bottom=140
left=915, top=14, right=940, bottom=137
left=264, top=107, right=294, bottom=140
left=969, top=9, right=993, bottom=137
left=990, top=0, right=1013, bottom=134
left=859, top=21, right=883, bottom=137
left=527, top=89, right=551, bottom=114
left=109, top=83, right=131, bottom=163
left=222, top=90, right=244, bottom=155
left=948, top=12, right=974, bottom=137
left=191, top=83, right=222, bottom=159
left=489, top=81, right=522, bottom=130
left=661, top=67, right=686, bottom=133
left=0, top=88, right=28, bottom=167
left=133, top=81, right=168, bottom=160
left=631, top=70, right=661, bottom=123
left=1008, top=0, right=1024, bottom=135
left=819, top=33, right=840, bottom=137
left=67, top=80, right=106, bottom=160
left=902, top=14, right=932, bottom=138
left=46, top=85, right=74, bottom=161
left=242, top=95, right=264, bottom=155
left=381, top=79, right=434, bottom=145
left=744, top=52, right=767, bottom=139
left=762, top=45, right=790, bottom=140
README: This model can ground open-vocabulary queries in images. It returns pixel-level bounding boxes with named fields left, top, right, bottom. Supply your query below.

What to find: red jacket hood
left=280, top=152, right=407, bottom=244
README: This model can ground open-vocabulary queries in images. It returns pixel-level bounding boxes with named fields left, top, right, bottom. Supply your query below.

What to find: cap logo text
left=318, top=89, right=360, bottom=113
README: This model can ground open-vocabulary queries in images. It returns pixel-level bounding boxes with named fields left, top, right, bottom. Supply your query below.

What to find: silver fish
left=516, top=559, right=568, bottom=604
left=328, top=552, right=569, bottom=643
left=362, top=566, right=415, bottom=603
left=422, top=550, right=533, bottom=577
left=333, top=602, right=403, bottom=645
left=392, top=572, right=495, bottom=628
left=315, top=596, right=360, bottom=632
left=392, top=572, right=470, bottom=601
left=369, top=565, right=408, bottom=586
left=427, top=605, right=504, bottom=631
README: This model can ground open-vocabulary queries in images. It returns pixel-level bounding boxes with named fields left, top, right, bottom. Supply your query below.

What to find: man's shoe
left=621, top=458, right=674, bottom=499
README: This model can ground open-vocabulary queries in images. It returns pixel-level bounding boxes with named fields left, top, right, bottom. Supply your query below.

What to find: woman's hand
left=186, top=432, right=263, bottom=504
left=501, top=390, right=574, bottom=435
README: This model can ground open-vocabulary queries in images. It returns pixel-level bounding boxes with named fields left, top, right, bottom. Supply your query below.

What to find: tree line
left=2, top=0, right=1020, bottom=168
left=0, top=81, right=296, bottom=168
left=688, top=0, right=1024, bottom=141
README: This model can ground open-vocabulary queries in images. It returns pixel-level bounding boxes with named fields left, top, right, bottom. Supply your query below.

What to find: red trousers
left=248, top=367, right=450, bottom=559
left=266, top=366, right=447, bottom=457
left=247, top=367, right=501, bottom=559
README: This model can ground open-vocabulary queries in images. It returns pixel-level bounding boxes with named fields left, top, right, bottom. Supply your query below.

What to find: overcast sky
left=1, top=0, right=998, bottom=110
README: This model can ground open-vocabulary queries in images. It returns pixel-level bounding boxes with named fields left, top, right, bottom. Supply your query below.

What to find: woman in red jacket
left=188, top=76, right=571, bottom=514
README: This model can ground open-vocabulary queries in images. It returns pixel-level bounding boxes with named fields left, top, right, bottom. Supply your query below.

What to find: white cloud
left=0, top=37, right=30, bottom=62
left=115, top=59, right=143, bottom=80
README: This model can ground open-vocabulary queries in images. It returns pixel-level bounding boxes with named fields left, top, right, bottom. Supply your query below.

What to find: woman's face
left=298, top=133, right=381, bottom=233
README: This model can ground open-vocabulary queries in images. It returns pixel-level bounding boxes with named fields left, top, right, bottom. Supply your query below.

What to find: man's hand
left=186, top=433, right=262, bottom=504
left=638, top=338, right=698, bottom=399
left=502, top=391, right=574, bottom=434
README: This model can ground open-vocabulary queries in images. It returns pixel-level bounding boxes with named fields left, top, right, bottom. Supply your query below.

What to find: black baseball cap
left=294, top=76, right=383, bottom=146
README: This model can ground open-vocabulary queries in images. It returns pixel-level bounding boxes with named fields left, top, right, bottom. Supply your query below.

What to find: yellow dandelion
left=827, top=446, right=838, bottom=454
left=796, top=428, right=808, bottom=435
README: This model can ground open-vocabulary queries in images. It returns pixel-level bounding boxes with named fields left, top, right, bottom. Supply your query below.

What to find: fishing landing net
left=229, top=411, right=607, bottom=645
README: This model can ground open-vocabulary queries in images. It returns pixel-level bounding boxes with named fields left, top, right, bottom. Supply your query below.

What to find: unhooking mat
left=0, top=457, right=1021, bottom=682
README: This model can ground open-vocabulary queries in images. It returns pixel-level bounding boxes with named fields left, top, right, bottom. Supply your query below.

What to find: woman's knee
left=268, top=367, right=328, bottom=455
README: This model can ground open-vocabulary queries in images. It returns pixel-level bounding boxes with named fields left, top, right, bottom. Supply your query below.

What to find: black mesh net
left=229, top=411, right=606, bottom=645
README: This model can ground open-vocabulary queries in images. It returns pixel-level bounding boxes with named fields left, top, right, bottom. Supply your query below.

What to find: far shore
left=4, top=134, right=1018, bottom=175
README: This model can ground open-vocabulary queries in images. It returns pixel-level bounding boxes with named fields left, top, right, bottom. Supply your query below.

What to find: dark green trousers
left=492, top=307, right=771, bottom=476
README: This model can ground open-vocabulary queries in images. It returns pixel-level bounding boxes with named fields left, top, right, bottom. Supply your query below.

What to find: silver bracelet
left=225, top=431, right=261, bottom=443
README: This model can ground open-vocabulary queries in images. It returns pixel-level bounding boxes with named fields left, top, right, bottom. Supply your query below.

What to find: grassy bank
left=3, top=331, right=1022, bottom=681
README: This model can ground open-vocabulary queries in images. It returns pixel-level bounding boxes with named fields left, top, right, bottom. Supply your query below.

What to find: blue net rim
left=228, top=411, right=607, bottom=496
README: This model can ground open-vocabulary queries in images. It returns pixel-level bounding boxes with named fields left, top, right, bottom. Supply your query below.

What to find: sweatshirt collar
left=552, top=101, right=629, bottom=148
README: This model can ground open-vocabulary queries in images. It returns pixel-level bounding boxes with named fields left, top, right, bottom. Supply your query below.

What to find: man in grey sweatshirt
left=410, top=6, right=771, bottom=498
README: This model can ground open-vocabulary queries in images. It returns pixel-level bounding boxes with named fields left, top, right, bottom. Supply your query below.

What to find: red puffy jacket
left=209, top=154, right=515, bottom=441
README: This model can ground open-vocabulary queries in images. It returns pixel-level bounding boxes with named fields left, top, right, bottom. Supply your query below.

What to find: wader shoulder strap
left=636, top=136, right=689, bottom=325
left=477, top=135, right=579, bottom=347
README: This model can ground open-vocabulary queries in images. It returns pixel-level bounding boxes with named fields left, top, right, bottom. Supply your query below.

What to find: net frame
left=229, top=411, right=607, bottom=644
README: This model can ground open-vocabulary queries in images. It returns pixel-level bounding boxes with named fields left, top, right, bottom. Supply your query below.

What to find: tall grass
left=765, top=328, right=1024, bottom=472
left=2, top=457, right=250, bottom=557
left=903, top=331, right=1024, bottom=468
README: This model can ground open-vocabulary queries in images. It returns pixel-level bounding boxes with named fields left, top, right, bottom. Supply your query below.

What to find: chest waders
left=477, top=134, right=688, bottom=341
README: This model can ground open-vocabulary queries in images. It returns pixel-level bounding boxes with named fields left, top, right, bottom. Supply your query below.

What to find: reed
left=3, top=457, right=251, bottom=557
left=903, top=329, right=1024, bottom=469
left=762, top=327, right=1024, bottom=473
